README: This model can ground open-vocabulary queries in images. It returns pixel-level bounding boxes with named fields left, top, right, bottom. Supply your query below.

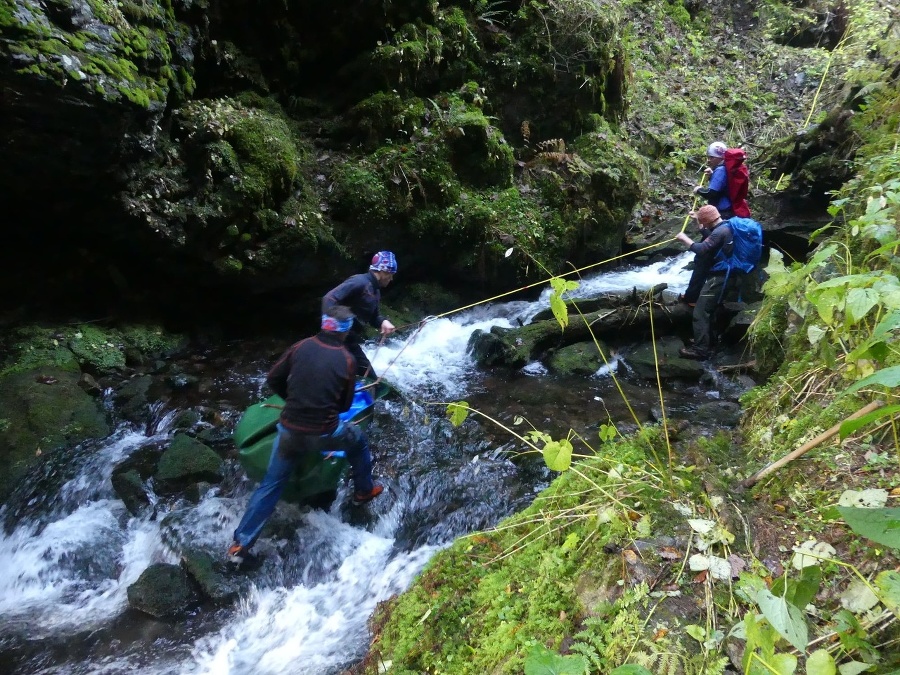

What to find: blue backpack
left=711, top=217, right=763, bottom=275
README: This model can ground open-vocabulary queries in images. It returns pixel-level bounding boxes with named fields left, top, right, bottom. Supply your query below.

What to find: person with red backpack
left=692, top=141, right=751, bottom=219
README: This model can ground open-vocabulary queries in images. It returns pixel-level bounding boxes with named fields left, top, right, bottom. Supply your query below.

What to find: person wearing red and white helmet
left=692, top=141, right=735, bottom=219
left=322, top=251, right=397, bottom=378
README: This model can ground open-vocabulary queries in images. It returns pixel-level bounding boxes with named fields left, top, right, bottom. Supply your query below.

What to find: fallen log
left=468, top=301, right=693, bottom=368
left=741, top=400, right=884, bottom=488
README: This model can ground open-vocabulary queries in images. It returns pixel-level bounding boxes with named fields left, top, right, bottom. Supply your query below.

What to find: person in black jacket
left=322, top=251, right=397, bottom=378
left=226, top=306, right=383, bottom=566
left=675, top=205, right=734, bottom=360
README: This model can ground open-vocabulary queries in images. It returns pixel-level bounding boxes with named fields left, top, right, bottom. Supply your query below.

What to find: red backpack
left=724, top=148, right=751, bottom=217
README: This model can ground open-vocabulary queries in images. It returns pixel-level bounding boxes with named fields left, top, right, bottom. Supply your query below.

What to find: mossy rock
left=546, top=341, right=608, bottom=376
left=126, top=563, right=198, bottom=617
left=0, top=366, right=109, bottom=501
left=114, top=375, right=154, bottom=424
left=153, top=433, right=223, bottom=495
left=625, top=337, right=704, bottom=380
left=181, top=550, right=240, bottom=603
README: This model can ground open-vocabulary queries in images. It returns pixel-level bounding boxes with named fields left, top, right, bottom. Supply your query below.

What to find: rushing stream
left=1, top=254, right=727, bottom=675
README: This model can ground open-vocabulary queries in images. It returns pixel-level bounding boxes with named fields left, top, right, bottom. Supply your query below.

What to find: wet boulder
left=181, top=550, right=240, bottom=603
left=110, top=442, right=165, bottom=515
left=546, top=341, right=609, bottom=376
left=695, top=401, right=743, bottom=428
left=625, top=337, right=704, bottom=380
left=114, top=375, right=154, bottom=424
left=0, top=366, right=109, bottom=501
left=153, top=433, right=223, bottom=495
left=127, top=563, right=198, bottom=617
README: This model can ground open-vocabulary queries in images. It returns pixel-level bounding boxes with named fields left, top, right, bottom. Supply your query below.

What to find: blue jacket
left=699, top=165, right=732, bottom=212
left=322, top=272, right=385, bottom=332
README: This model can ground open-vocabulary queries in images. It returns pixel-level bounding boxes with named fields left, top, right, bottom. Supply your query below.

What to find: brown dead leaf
left=729, top=554, right=747, bottom=578
left=626, top=510, right=642, bottom=521
left=623, top=549, right=639, bottom=565
left=35, top=375, right=58, bottom=385
left=659, top=547, right=681, bottom=561
left=693, top=570, right=708, bottom=583
left=891, top=487, right=900, bottom=497
left=559, top=611, right=567, bottom=621
left=653, top=628, right=669, bottom=641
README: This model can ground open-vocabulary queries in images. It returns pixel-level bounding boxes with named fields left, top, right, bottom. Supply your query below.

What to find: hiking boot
left=352, top=483, right=384, bottom=506
left=679, top=346, right=709, bottom=360
left=226, top=542, right=256, bottom=567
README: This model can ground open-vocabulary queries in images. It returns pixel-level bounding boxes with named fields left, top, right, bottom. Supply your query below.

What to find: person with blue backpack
left=675, top=205, right=763, bottom=360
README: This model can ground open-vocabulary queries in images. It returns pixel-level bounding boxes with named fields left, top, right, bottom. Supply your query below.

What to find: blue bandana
left=321, top=313, right=354, bottom=333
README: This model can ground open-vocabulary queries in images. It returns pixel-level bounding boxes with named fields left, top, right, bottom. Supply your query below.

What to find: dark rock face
left=126, top=562, right=198, bottom=617
left=1, top=0, right=195, bottom=314
left=1, top=0, right=642, bottom=323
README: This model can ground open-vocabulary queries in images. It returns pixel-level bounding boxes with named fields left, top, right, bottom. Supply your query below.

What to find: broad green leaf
left=685, top=624, right=707, bottom=642
left=736, top=572, right=768, bottom=604
left=839, top=579, right=880, bottom=613
left=875, top=570, right=900, bottom=617
left=756, top=589, right=809, bottom=651
left=549, top=293, right=569, bottom=330
left=610, top=667, right=653, bottom=675
left=845, top=288, right=879, bottom=324
left=839, top=405, right=900, bottom=440
left=838, top=662, right=874, bottom=675
left=769, top=653, right=798, bottom=674
left=542, top=438, right=573, bottom=472
left=807, top=325, right=827, bottom=346
left=772, top=565, right=821, bottom=610
left=808, top=288, right=841, bottom=325
left=446, top=401, right=470, bottom=427
left=837, top=507, right=900, bottom=548
left=792, top=540, right=836, bottom=569
left=871, top=310, right=900, bottom=339
left=814, top=272, right=879, bottom=289
left=524, top=645, right=587, bottom=675
left=838, top=489, right=889, bottom=508
left=806, top=649, right=836, bottom=675
left=846, top=365, right=900, bottom=392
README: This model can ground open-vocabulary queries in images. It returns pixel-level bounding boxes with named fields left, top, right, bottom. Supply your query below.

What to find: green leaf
left=807, top=325, right=827, bottom=346
left=685, top=624, right=707, bottom=642
left=446, top=401, right=470, bottom=427
left=756, top=589, right=809, bottom=651
left=839, top=405, right=900, bottom=440
left=769, top=653, right=798, bottom=675
left=875, top=570, right=900, bottom=617
left=806, top=649, right=836, bottom=675
left=846, top=365, right=900, bottom=392
left=837, top=507, right=900, bottom=548
left=524, top=645, right=588, bottom=675
left=837, top=662, right=874, bottom=675
left=610, top=667, right=653, bottom=675
left=549, top=293, right=569, bottom=330
left=845, top=288, right=880, bottom=324
left=543, top=438, right=573, bottom=472
left=772, top=566, right=822, bottom=610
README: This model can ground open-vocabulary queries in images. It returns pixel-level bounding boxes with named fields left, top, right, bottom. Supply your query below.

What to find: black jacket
left=688, top=222, right=734, bottom=271
left=266, top=332, right=356, bottom=434
left=322, top=272, right=385, bottom=332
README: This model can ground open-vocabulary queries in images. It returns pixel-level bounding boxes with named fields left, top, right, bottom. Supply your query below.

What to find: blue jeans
left=233, top=421, right=373, bottom=549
